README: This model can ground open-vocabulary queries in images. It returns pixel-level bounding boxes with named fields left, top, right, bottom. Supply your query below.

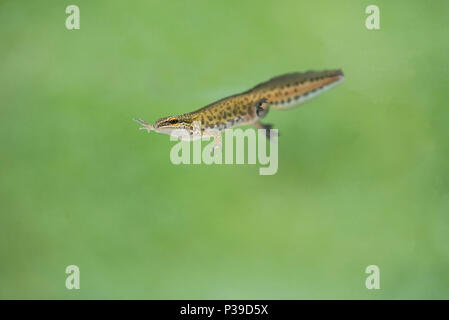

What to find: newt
left=133, top=69, right=344, bottom=149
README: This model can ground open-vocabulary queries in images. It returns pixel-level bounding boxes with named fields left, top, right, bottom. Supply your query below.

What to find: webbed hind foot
left=253, top=121, right=278, bottom=140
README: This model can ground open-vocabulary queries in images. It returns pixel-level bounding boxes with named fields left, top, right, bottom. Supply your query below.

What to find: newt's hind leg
left=253, top=121, right=278, bottom=140
left=252, top=99, right=277, bottom=139
left=255, top=98, right=270, bottom=119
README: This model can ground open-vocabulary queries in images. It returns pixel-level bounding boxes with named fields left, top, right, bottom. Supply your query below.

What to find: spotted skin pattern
left=133, top=69, right=344, bottom=147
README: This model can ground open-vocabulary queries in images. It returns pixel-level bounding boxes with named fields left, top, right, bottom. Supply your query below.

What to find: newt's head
left=133, top=115, right=194, bottom=138
left=153, top=115, right=192, bottom=133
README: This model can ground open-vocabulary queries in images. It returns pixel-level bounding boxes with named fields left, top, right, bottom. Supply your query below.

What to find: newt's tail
left=251, top=69, right=344, bottom=110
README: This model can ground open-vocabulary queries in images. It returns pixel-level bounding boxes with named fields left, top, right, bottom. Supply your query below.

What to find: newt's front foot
left=202, top=130, right=222, bottom=155
left=211, top=135, right=222, bottom=155
left=133, top=118, right=154, bottom=133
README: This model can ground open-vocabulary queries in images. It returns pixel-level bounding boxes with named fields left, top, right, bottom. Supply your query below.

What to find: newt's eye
left=169, top=118, right=178, bottom=124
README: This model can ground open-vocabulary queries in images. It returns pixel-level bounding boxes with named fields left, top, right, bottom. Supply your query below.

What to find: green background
left=1, top=0, right=448, bottom=299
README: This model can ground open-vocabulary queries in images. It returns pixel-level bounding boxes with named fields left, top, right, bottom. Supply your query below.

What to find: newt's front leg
left=202, top=130, right=222, bottom=154
left=133, top=118, right=154, bottom=133
left=191, top=120, right=222, bottom=154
